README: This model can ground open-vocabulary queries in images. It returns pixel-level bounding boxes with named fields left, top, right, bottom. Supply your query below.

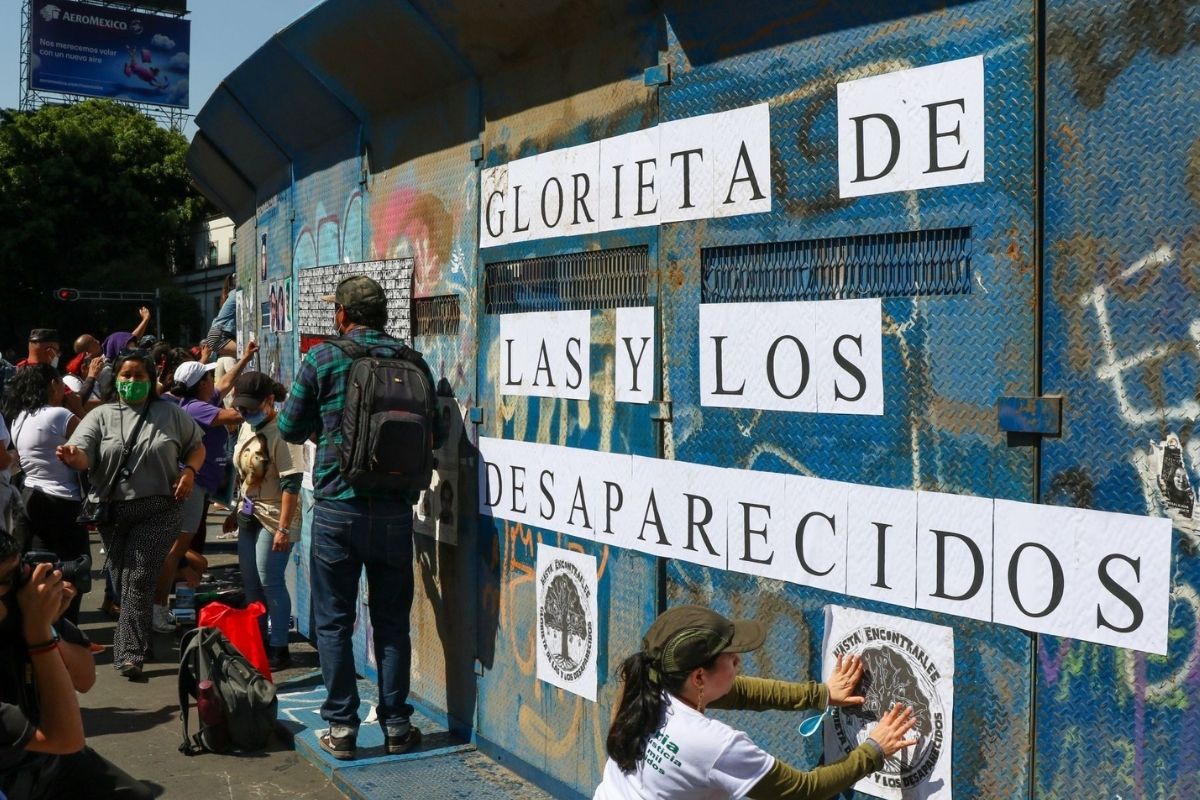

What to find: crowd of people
left=0, top=284, right=312, bottom=797
left=0, top=274, right=918, bottom=800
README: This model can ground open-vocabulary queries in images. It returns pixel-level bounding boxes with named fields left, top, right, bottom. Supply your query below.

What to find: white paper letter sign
left=481, top=104, right=771, bottom=247
left=823, top=606, right=954, bottom=800
left=838, top=56, right=985, bottom=198
left=699, top=299, right=882, bottom=415
left=616, top=306, right=656, bottom=403
left=536, top=544, right=598, bottom=701
left=499, top=310, right=591, bottom=400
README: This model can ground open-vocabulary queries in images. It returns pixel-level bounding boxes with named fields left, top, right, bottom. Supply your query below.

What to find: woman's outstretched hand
left=826, top=653, right=866, bottom=707
left=868, top=703, right=920, bottom=758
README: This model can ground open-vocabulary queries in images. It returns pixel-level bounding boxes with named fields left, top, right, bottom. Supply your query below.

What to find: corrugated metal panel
left=657, top=1, right=1036, bottom=798
left=1039, top=0, right=1200, bottom=796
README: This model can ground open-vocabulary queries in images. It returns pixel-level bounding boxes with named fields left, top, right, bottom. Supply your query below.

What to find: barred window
left=485, top=246, right=649, bottom=314
left=702, top=227, right=972, bottom=303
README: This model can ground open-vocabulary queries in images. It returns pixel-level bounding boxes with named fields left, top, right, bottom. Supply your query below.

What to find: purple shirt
left=168, top=391, right=229, bottom=493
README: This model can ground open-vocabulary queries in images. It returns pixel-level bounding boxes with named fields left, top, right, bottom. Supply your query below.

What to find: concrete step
left=277, top=672, right=554, bottom=799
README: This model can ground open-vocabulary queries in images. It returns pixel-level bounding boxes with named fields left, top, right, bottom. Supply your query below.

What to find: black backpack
left=330, top=337, right=437, bottom=492
left=178, top=627, right=278, bottom=755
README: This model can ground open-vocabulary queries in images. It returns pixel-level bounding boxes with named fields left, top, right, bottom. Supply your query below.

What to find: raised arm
left=215, top=339, right=259, bottom=397
left=130, top=306, right=152, bottom=341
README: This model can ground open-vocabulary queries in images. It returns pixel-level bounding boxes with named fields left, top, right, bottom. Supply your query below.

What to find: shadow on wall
left=412, top=379, right=497, bottom=740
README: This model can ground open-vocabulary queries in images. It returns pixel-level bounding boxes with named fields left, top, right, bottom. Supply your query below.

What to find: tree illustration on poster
left=544, top=572, right=587, bottom=667
left=535, top=545, right=598, bottom=701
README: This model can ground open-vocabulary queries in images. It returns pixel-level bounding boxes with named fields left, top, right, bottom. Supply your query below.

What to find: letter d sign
left=837, top=56, right=985, bottom=198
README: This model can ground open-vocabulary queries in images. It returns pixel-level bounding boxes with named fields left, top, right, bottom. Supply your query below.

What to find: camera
left=19, top=551, right=92, bottom=595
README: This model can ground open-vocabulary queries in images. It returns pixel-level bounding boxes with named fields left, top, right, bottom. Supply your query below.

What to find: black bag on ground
left=329, top=337, right=437, bottom=492
left=178, top=627, right=277, bottom=755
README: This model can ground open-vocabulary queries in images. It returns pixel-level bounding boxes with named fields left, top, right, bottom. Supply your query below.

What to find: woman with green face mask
left=57, top=351, right=206, bottom=681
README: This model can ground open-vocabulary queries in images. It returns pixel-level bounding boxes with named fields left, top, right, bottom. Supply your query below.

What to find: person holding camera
left=0, top=530, right=154, bottom=798
left=3, top=364, right=88, bottom=623
left=57, top=350, right=204, bottom=681
left=595, top=605, right=919, bottom=800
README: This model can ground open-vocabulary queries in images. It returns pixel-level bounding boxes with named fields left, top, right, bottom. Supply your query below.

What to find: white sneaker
left=152, top=604, right=176, bottom=633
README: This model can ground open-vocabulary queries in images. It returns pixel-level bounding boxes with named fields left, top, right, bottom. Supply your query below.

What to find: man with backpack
left=278, top=275, right=441, bottom=761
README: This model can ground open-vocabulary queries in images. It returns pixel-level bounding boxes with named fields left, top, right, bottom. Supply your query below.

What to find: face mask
left=49, top=354, right=59, bottom=368
left=243, top=409, right=268, bottom=427
left=116, top=379, right=150, bottom=404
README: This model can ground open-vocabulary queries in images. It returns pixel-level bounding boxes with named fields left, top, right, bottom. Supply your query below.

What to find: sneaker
left=319, top=727, right=357, bottom=761
left=151, top=604, right=175, bottom=633
left=384, top=726, right=422, bottom=755
left=117, top=662, right=145, bottom=682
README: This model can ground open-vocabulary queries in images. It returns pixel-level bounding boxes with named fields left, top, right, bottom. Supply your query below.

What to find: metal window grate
left=413, top=294, right=461, bottom=336
left=485, top=246, right=649, bottom=314
left=701, top=227, right=972, bottom=303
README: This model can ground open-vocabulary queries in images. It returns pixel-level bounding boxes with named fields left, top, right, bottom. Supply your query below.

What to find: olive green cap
left=642, top=605, right=766, bottom=675
left=320, top=274, right=385, bottom=306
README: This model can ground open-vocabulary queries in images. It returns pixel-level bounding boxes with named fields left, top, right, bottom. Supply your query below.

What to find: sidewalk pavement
left=74, top=526, right=345, bottom=800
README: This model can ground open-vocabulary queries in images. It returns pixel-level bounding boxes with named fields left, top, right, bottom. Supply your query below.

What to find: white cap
left=173, top=360, right=217, bottom=389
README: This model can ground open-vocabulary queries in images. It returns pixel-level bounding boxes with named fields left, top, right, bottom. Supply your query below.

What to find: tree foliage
left=0, top=99, right=208, bottom=350
left=544, top=573, right=587, bottom=661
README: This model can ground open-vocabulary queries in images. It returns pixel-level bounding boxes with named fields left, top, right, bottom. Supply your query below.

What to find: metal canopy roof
left=189, top=0, right=659, bottom=224
left=187, top=0, right=962, bottom=224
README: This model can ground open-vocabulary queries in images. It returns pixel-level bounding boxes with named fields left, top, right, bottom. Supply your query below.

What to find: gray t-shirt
left=69, top=399, right=203, bottom=502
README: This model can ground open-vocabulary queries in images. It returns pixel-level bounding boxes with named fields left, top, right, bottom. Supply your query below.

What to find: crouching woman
left=595, top=605, right=918, bottom=800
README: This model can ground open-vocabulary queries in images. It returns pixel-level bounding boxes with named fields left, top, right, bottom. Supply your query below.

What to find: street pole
left=155, top=288, right=162, bottom=340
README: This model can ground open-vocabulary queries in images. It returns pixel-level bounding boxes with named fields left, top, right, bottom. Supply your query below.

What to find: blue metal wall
left=1039, top=1, right=1200, bottom=797
left=658, top=2, right=1036, bottom=797
left=193, top=0, right=1200, bottom=796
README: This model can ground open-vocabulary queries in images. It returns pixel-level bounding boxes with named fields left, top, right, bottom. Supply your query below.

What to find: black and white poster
left=823, top=606, right=953, bottom=800
left=536, top=544, right=598, bottom=701
left=296, top=258, right=414, bottom=342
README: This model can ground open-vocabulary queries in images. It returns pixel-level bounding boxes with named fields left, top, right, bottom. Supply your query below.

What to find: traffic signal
left=55, top=288, right=79, bottom=302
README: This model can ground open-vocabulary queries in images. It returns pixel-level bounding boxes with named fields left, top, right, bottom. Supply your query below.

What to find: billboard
left=29, top=1, right=190, bottom=108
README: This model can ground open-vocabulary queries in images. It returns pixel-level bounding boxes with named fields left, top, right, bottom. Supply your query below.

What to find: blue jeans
left=237, top=513, right=292, bottom=648
left=310, top=496, right=415, bottom=733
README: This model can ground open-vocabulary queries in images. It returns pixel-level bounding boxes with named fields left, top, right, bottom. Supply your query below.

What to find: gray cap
left=320, top=275, right=385, bottom=306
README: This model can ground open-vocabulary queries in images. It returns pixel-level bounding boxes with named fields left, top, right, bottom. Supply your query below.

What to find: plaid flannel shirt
left=277, top=326, right=439, bottom=502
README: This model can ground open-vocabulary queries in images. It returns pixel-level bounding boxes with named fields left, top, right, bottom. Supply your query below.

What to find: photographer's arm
left=58, top=640, right=96, bottom=693
left=20, top=565, right=85, bottom=755
left=54, top=616, right=95, bottom=694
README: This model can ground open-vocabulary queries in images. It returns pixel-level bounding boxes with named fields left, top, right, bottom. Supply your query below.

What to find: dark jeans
left=310, top=496, right=415, bottom=733
left=13, top=488, right=89, bottom=623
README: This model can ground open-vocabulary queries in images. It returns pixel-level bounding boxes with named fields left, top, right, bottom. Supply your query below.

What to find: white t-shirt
left=593, top=693, right=775, bottom=800
left=13, top=407, right=80, bottom=500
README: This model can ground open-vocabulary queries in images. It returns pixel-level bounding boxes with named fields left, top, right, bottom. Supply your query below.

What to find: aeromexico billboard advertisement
left=29, top=1, right=190, bottom=108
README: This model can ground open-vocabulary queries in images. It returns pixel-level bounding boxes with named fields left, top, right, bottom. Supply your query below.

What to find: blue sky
left=0, top=0, right=321, bottom=137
